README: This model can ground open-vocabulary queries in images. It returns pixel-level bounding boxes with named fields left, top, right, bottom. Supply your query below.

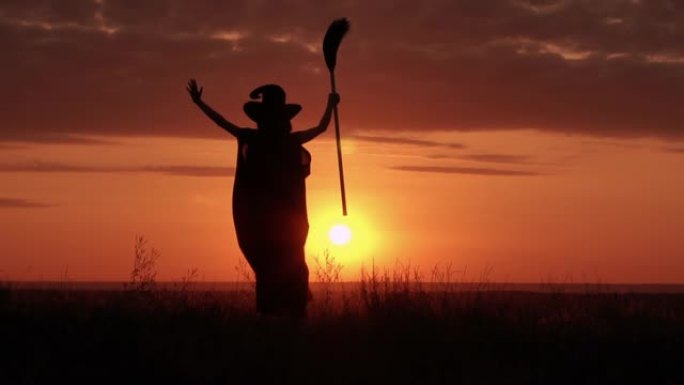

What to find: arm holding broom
left=295, top=92, right=340, bottom=144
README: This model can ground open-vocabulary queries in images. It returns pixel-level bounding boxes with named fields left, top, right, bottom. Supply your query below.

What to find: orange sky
left=1, top=1, right=684, bottom=283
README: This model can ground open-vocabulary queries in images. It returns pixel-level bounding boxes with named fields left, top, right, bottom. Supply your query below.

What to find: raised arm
left=186, top=79, right=244, bottom=138
left=294, top=93, right=340, bottom=144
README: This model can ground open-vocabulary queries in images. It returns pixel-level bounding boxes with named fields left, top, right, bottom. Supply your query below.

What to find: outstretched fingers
left=186, top=79, right=203, bottom=100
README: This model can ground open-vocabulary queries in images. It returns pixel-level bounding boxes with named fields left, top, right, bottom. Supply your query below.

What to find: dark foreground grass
left=1, top=283, right=683, bottom=385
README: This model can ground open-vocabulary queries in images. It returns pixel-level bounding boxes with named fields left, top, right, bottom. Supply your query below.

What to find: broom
left=323, top=17, right=350, bottom=216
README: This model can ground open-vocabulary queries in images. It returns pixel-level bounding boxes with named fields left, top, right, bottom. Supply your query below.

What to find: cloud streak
left=0, top=161, right=235, bottom=177
left=137, top=165, right=236, bottom=177
left=1, top=134, right=121, bottom=145
left=0, top=198, right=55, bottom=208
left=458, top=154, right=532, bottom=164
left=391, top=165, right=541, bottom=176
left=353, top=134, right=466, bottom=149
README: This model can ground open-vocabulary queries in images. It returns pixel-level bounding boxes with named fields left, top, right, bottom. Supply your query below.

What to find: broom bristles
left=323, top=18, right=350, bottom=71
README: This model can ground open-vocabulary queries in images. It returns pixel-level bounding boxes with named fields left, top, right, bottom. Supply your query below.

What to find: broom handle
left=330, top=71, right=348, bottom=216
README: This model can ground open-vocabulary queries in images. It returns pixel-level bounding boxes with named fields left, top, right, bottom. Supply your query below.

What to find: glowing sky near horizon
left=1, top=0, right=684, bottom=283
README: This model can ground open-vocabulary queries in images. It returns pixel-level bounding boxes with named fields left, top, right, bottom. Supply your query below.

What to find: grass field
left=1, top=273, right=683, bottom=385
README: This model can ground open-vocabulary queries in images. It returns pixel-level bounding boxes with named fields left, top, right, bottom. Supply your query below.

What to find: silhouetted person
left=187, top=79, right=339, bottom=318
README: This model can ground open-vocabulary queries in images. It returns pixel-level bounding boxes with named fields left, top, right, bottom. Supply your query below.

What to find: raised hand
left=186, top=79, right=203, bottom=103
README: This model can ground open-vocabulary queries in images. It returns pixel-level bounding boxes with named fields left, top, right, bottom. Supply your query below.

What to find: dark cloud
left=1, top=0, right=683, bottom=142
left=353, top=134, right=466, bottom=149
left=391, top=165, right=541, bottom=176
left=664, top=147, right=684, bottom=154
left=0, top=197, right=55, bottom=208
left=0, top=161, right=235, bottom=177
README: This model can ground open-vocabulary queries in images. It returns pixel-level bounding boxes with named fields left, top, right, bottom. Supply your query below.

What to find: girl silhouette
left=187, top=79, right=339, bottom=317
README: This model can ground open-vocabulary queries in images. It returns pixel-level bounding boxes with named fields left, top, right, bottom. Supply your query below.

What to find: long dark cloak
left=231, top=130, right=311, bottom=315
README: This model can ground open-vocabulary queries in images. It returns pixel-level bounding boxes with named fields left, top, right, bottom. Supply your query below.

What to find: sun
left=329, top=223, right=352, bottom=245
left=306, top=204, right=379, bottom=265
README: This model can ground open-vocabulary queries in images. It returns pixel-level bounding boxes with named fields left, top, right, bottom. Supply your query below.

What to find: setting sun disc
left=329, top=224, right=352, bottom=245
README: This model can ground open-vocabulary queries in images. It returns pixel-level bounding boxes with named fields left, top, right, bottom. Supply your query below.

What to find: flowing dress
left=232, top=129, right=311, bottom=316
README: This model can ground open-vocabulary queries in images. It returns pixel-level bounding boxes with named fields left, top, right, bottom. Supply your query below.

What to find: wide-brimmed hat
left=243, top=84, right=301, bottom=123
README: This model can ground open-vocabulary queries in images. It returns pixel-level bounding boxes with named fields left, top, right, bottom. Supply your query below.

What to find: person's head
left=243, top=84, right=300, bottom=134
